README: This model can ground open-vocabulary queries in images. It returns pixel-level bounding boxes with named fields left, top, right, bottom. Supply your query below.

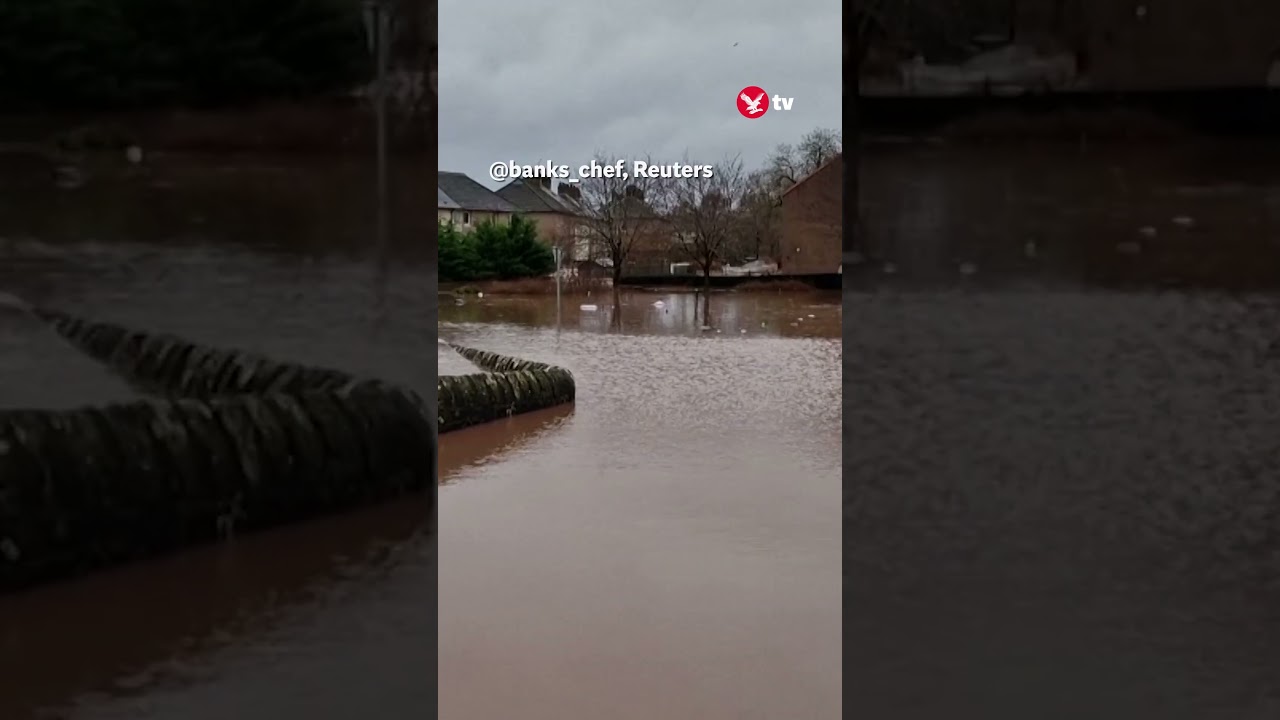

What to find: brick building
left=778, top=154, right=842, bottom=275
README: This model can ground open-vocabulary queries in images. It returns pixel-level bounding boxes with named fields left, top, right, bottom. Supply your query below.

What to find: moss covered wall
left=0, top=304, right=574, bottom=591
left=0, top=385, right=431, bottom=591
left=437, top=344, right=575, bottom=434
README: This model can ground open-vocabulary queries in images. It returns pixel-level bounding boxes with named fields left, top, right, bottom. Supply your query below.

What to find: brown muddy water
left=437, top=291, right=842, bottom=720
left=0, top=152, right=843, bottom=719
left=850, top=140, right=1280, bottom=719
left=0, top=154, right=437, bottom=720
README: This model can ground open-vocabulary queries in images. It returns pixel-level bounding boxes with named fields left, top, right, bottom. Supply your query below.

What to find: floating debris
left=1171, top=215, right=1195, bottom=228
left=959, top=262, right=978, bottom=276
left=1138, top=226, right=1158, bottom=238
left=1024, top=241, right=1038, bottom=258
left=882, top=262, right=898, bottom=274
left=125, top=145, right=143, bottom=164
left=53, top=166, right=84, bottom=190
left=580, top=304, right=598, bottom=311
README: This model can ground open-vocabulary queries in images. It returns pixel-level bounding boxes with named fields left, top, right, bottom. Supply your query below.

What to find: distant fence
left=617, top=274, right=841, bottom=290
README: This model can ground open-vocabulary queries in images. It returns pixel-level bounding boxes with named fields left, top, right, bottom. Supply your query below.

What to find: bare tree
left=764, top=127, right=843, bottom=190
left=662, top=154, right=749, bottom=291
left=576, top=151, right=663, bottom=290
left=736, top=169, right=783, bottom=261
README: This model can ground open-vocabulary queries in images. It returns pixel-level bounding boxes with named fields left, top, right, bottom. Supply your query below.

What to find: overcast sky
left=439, top=0, right=842, bottom=189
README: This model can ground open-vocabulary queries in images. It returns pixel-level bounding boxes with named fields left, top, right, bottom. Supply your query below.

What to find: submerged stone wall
left=437, top=344, right=575, bottom=434
left=0, top=301, right=573, bottom=590
left=32, top=307, right=577, bottom=434
left=0, top=303, right=435, bottom=591
left=0, top=386, right=432, bottom=591
left=31, top=307, right=367, bottom=398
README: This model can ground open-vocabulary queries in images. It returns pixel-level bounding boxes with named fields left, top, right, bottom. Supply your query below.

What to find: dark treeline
left=0, top=0, right=375, bottom=110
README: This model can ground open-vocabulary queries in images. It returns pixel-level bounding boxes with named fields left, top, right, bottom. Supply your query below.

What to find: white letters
left=632, top=161, right=714, bottom=179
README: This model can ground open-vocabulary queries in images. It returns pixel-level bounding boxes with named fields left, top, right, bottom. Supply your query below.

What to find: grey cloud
left=440, top=0, right=842, bottom=188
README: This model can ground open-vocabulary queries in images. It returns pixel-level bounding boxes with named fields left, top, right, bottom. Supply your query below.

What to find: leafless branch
left=660, top=153, right=748, bottom=284
left=576, top=151, right=663, bottom=283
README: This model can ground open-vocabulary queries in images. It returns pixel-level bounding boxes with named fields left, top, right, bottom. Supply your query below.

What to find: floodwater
left=0, top=151, right=843, bottom=719
left=850, top=140, right=1280, bottom=718
left=0, top=154, right=437, bottom=719
left=437, top=290, right=842, bottom=719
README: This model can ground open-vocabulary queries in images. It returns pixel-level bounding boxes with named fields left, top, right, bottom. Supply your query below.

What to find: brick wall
left=779, top=155, right=843, bottom=275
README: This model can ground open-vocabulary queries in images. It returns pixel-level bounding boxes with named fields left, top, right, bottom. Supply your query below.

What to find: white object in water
left=580, top=304, right=598, bottom=311
left=477, top=292, right=484, bottom=298
left=740, top=329, right=747, bottom=334
left=958, top=262, right=978, bottom=276
left=700, top=325, right=712, bottom=331
left=1138, top=226, right=1158, bottom=238
left=0, top=293, right=30, bottom=312
left=1024, top=241, right=1038, bottom=258
left=1171, top=216, right=1195, bottom=228
left=652, top=300, right=665, bottom=308
left=882, top=262, right=898, bottom=274
left=125, top=145, right=143, bottom=164
left=807, top=314, right=815, bottom=318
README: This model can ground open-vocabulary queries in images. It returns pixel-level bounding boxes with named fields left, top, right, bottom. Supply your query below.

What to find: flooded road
left=850, top=141, right=1280, bottom=718
left=437, top=291, right=843, bottom=719
left=0, top=154, right=436, bottom=719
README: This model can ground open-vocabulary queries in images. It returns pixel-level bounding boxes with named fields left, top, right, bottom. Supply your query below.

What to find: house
left=610, top=187, right=676, bottom=276
left=496, top=178, right=590, bottom=259
left=438, top=171, right=516, bottom=229
left=777, top=153, right=842, bottom=275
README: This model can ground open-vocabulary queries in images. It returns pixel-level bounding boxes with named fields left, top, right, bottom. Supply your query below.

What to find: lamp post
left=552, top=245, right=563, bottom=333
left=364, top=1, right=392, bottom=320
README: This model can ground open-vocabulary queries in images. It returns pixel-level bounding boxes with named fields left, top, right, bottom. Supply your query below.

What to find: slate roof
left=438, top=171, right=516, bottom=212
left=496, top=178, right=585, bottom=215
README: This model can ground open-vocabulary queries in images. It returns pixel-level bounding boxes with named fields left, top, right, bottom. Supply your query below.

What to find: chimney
left=539, top=176, right=551, bottom=190
left=559, top=184, right=580, bottom=201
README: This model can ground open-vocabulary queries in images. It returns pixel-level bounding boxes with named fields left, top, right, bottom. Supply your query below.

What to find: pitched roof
left=780, top=153, right=843, bottom=198
left=437, top=188, right=460, bottom=209
left=496, top=179, right=585, bottom=215
left=438, top=171, right=516, bottom=212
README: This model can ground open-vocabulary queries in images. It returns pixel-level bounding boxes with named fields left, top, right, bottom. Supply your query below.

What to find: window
left=462, top=211, right=471, bottom=225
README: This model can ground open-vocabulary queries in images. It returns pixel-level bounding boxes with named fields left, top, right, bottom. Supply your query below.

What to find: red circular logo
left=736, top=86, right=768, bottom=119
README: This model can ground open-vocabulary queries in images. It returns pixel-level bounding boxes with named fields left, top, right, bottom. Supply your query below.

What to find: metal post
left=366, top=1, right=392, bottom=324
left=553, top=245, right=563, bottom=335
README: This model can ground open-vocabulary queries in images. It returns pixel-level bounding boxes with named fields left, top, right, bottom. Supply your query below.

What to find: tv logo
left=736, top=86, right=794, bottom=119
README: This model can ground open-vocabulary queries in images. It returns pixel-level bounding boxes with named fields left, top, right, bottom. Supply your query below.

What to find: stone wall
left=0, top=385, right=431, bottom=591
left=437, top=345, right=576, bottom=434
left=33, top=306, right=577, bottom=435
left=0, top=301, right=574, bottom=590
left=0, top=303, right=434, bottom=591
